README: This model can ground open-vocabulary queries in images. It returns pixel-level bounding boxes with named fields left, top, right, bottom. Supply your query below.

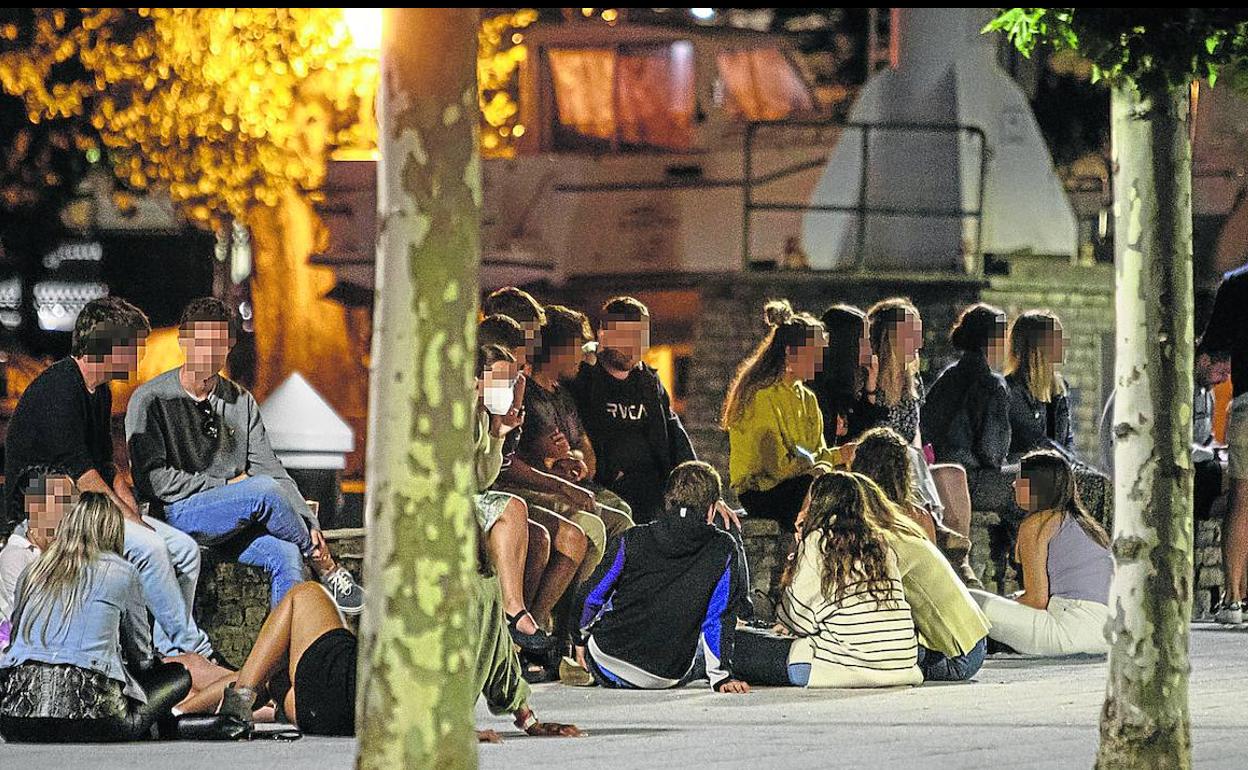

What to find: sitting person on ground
left=865, top=298, right=927, bottom=446
left=1100, top=344, right=1231, bottom=520
left=498, top=305, right=635, bottom=593
left=970, top=451, right=1112, bottom=656
left=0, top=467, right=76, bottom=640
left=0, top=493, right=192, bottom=742
left=810, top=304, right=884, bottom=447
left=573, top=461, right=750, bottom=693
left=724, top=300, right=842, bottom=532
left=479, top=315, right=594, bottom=625
left=474, top=343, right=568, bottom=654
left=126, top=297, right=362, bottom=614
left=1004, top=310, right=1112, bottom=529
left=922, top=303, right=1017, bottom=522
left=180, top=543, right=582, bottom=740
left=735, top=471, right=922, bottom=688
left=2, top=297, right=215, bottom=660
left=852, top=427, right=982, bottom=588
left=566, top=296, right=697, bottom=524
left=858, top=476, right=989, bottom=682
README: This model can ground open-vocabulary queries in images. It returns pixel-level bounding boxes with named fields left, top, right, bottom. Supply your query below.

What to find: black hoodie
left=573, top=513, right=744, bottom=690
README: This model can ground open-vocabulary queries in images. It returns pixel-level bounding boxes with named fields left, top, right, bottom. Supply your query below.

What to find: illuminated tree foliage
left=0, top=8, right=375, bottom=227
left=478, top=9, right=537, bottom=158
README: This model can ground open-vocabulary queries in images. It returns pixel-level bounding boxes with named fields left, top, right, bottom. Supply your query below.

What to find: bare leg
left=177, top=582, right=346, bottom=716
left=524, top=521, right=551, bottom=608
left=930, top=464, right=972, bottom=537
left=487, top=497, right=539, bottom=634
left=527, top=506, right=588, bottom=630
left=1224, top=478, right=1248, bottom=604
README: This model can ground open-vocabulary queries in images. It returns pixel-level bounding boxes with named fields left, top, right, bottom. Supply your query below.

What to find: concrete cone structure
left=259, top=371, right=354, bottom=470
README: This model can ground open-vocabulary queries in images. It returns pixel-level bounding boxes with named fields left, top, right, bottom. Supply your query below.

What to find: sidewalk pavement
left=2, top=624, right=1245, bottom=769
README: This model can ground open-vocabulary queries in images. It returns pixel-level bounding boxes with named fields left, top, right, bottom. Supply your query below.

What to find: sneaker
left=321, top=566, right=365, bottom=615
left=558, top=656, right=596, bottom=687
left=1215, top=601, right=1243, bottom=625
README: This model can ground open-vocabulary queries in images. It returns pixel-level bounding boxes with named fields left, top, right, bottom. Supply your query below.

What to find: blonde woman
left=0, top=493, right=192, bottom=742
left=1005, top=310, right=1111, bottom=528
left=866, top=298, right=925, bottom=446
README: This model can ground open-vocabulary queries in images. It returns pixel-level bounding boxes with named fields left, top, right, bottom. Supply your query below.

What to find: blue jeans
left=123, top=516, right=213, bottom=657
left=164, top=476, right=311, bottom=607
left=917, top=637, right=988, bottom=682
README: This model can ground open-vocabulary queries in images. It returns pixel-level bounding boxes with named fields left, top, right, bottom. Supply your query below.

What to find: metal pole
left=742, top=122, right=754, bottom=270
left=855, top=124, right=871, bottom=270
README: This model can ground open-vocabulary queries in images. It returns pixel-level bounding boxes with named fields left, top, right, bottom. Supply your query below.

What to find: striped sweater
left=778, top=533, right=922, bottom=688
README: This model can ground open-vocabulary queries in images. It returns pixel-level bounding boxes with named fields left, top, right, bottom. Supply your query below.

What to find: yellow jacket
left=727, top=380, right=840, bottom=494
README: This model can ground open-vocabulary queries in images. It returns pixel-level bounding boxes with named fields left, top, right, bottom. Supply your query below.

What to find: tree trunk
left=355, top=9, right=482, bottom=770
left=1096, top=81, right=1194, bottom=770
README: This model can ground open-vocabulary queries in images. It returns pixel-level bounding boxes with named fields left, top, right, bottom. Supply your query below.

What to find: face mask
left=483, top=383, right=515, bottom=416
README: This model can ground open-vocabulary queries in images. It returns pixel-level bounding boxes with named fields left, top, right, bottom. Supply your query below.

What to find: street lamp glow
left=343, top=8, right=382, bottom=54
left=691, top=8, right=716, bottom=21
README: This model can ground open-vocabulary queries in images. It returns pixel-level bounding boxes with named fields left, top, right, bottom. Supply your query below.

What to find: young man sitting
left=573, top=461, right=750, bottom=693
left=126, top=298, right=362, bottom=614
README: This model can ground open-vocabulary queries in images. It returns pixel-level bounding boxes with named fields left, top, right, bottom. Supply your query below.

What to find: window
left=716, top=48, right=813, bottom=121
left=547, top=41, right=695, bottom=152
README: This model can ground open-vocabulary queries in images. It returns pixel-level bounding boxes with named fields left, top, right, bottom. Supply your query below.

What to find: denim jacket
left=1, top=552, right=157, bottom=702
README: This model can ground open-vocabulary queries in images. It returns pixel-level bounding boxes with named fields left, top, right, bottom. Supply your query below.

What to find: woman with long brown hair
left=723, top=300, right=842, bottom=531
left=1005, top=310, right=1112, bottom=528
left=969, top=451, right=1112, bottom=655
left=0, top=493, right=192, bottom=742
left=866, top=297, right=925, bottom=446
left=733, top=471, right=922, bottom=688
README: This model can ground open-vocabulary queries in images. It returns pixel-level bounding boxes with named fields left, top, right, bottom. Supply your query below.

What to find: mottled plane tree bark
left=356, top=8, right=482, bottom=770
left=988, top=10, right=1248, bottom=770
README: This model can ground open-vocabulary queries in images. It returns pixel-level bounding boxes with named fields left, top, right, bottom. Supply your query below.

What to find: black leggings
left=738, top=475, right=815, bottom=533
left=0, top=662, right=191, bottom=743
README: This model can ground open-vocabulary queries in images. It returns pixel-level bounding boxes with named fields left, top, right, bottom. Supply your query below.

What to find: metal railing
left=742, top=119, right=989, bottom=275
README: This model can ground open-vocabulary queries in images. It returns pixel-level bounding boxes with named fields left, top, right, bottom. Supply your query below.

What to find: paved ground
left=3, top=624, right=1245, bottom=769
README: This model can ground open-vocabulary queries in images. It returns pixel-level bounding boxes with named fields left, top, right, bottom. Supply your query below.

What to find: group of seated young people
left=0, top=287, right=1121, bottom=743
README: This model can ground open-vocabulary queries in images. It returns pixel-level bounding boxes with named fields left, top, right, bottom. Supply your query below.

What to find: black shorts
left=294, top=628, right=358, bottom=736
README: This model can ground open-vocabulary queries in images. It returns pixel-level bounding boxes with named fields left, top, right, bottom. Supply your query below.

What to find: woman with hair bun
left=723, top=301, right=842, bottom=532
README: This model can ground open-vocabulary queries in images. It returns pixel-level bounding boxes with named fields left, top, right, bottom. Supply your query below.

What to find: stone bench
left=195, top=528, right=364, bottom=664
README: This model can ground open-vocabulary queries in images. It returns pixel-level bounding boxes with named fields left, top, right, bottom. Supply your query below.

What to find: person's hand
left=552, top=457, right=588, bottom=483
left=718, top=680, right=751, bottom=694
left=310, top=529, right=331, bottom=565
left=489, top=410, right=523, bottom=438
left=838, top=442, right=858, bottom=468
left=477, top=729, right=504, bottom=744
left=526, top=721, right=583, bottom=738
left=562, top=484, right=596, bottom=512
left=550, top=430, right=572, bottom=458
left=709, top=500, right=742, bottom=530
left=511, top=373, right=527, bottom=412
left=865, top=353, right=879, bottom=394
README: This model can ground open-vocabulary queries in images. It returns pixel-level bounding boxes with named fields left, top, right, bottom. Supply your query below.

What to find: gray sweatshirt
left=125, top=368, right=318, bottom=529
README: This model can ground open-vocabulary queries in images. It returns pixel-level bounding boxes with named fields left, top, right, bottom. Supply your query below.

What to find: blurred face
left=547, top=335, right=587, bottom=381
left=599, top=318, right=650, bottom=370
left=857, top=326, right=873, bottom=368
left=1046, top=321, right=1066, bottom=367
left=521, top=321, right=542, bottom=369
left=479, top=359, right=520, bottom=413
left=986, top=321, right=1008, bottom=370
left=1196, top=353, right=1231, bottom=388
left=180, top=321, right=234, bottom=377
left=788, top=329, right=829, bottom=381
left=24, top=475, right=77, bottom=550
left=98, top=327, right=147, bottom=381
left=900, top=312, right=923, bottom=362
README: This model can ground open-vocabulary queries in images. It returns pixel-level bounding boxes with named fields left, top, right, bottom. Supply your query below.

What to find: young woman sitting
left=0, top=493, right=192, bottom=742
left=969, top=451, right=1112, bottom=656
left=856, top=476, right=990, bottom=682
left=734, top=471, right=922, bottom=688
left=724, top=300, right=842, bottom=533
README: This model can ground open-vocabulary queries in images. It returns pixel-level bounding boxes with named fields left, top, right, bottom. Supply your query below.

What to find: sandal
left=506, top=610, right=556, bottom=655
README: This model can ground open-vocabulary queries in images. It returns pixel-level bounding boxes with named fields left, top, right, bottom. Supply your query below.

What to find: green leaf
left=1206, top=35, right=1219, bottom=55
